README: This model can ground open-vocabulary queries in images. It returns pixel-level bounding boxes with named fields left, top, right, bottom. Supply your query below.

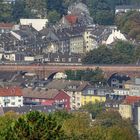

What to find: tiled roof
left=0, top=23, right=14, bottom=29
left=0, top=87, right=22, bottom=96
left=124, top=96, right=140, bottom=104
left=46, top=80, right=89, bottom=91
left=65, top=15, right=78, bottom=25
left=23, top=88, right=63, bottom=99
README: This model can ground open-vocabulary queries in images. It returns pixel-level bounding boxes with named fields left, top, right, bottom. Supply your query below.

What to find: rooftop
left=0, top=87, right=22, bottom=97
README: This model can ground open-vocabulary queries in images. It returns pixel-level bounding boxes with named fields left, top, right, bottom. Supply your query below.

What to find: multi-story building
left=0, top=87, right=23, bottom=107
left=81, top=86, right=106, bottom=106
left=119, top=103, right=133, bottom=120
left=124, top=78, right=140, bottom=96
left=46, top=80, right=89, bottom=110
left=108, top=73, right=130, bottom=89
left=113, top=89, right=130, bottom=96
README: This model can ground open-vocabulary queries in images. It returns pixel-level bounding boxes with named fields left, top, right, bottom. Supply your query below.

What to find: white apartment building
left=0, top=87, right=23, bottom=107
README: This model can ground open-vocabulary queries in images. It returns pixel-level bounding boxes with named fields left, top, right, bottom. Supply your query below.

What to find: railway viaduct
left=0, top=65, right=140, bottom=78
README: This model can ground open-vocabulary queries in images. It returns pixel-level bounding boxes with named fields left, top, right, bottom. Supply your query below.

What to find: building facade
left=0, top=87, right=23, bottom=107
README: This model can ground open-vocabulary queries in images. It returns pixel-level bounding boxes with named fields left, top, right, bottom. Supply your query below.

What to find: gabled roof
left=23, top=88, right=65, bottom=99
left=0, top=87, right=22, bottom=97
left=46, top=80, right=89, bottom=91
left=0, top=23, right=14, bottom=29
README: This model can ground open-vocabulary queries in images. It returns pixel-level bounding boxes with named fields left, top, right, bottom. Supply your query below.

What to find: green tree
left=12, top=0, right=30, bottom=22
left=5, top=111, right=65, bottom=140
left=0, top=111, right=19, bottom=140
left=25, top=0, right=47, bottom=18
left=65, top=68, right=106, bottom=85
left=80, top=102, right=105, bottom=119
left=47, top=10, right=61, bottom=24
left=63, top=112, right=91, bottom=139
left=82, top=41, right=136, bottom=64
left=116, top=11, right=140, bottom=41
left=46, top=0, right=66, bottom=15
left=0, top=0, right=12, bottom=22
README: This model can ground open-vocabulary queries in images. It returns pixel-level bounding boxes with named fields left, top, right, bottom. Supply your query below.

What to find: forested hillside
left=0, top=0, right=140, bottom=24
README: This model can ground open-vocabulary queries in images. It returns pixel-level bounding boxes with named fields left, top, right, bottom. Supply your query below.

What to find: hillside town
left=0, top=0, right=140, bottom=140
left=0, top=1, right=136, bottom=65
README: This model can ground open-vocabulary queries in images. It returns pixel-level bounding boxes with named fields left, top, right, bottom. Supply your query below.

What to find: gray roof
left=3, top=105, right=57, bottom=114
left=116, top=5, right=140, bottom=10
left=46, top=80, right=89, bottom=91
left=22, top=88, right=64, bottom=99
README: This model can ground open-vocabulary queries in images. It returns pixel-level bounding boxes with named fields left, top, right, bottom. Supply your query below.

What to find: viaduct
left=0, top=65, right=140, bottom=78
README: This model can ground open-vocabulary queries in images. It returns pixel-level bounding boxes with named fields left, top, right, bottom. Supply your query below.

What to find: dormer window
left=62, top=58, right=65, bottom=62
left=54, top=58, right=59, bottom=62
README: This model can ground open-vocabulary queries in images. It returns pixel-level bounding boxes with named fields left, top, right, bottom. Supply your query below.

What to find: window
left=77, top=97, right=80, bottom=101
left=69, top=58, right=71, bottom=62
left=18, top=99, right=21, bottom=102
left=11, top=102, right=15, bottom=105
left=62, top=58, right=65, bottom=62
left=54, top=58, right=59, bottom=62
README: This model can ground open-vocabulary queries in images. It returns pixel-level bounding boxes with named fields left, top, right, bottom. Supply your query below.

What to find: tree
left=25, top=0, right=47, bottom=18
left=65, top=68, right=106, bottom=85
left=47, top=10, right=61, bottom=24
left=0, top=111, right=19, bottom=140
left=116, top=11, right=140, bottom=41
left=5, top=111, right=65, bottom=140
left=80, top=102, right=105, bottom=119
left=46, top=0, right=66, bottom=15
left=63, top=112, right=91, bottom=139
left=12, top=0, right=30, bottom=22
left=82, top=41, right=136, bottom=64
left=0, top=1, right=12, bottom=22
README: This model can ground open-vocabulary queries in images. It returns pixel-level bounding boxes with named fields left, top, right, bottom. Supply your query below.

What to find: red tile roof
left=0, top=87, right=22, bottom=97
left=65, top=15, right=78, bottom=25
left=124, top=96, right=140, bottom=104
left=0, top=23, right=14, bottom=29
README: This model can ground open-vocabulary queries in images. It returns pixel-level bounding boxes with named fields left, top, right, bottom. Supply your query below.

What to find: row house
left=23, top=88, right=70, bottom=110
left=41, top=26, right=86, bottom=54
left=81, top=85, right=107, bottom=106
left=0, top=87, right=23, bottom=107
left=45, top=80, right=89, bottom=110
left=43, top=52, right=82, bottom=64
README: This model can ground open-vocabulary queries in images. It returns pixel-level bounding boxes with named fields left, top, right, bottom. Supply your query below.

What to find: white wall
left=53, top=72, right=67, bottom=79
left=4, top=53, right=16, bottom=61
left=138, top=107, right=140, bottom=138
left=0, top=96, right=23, bottom=107
left=105, top=29, right=127, bottom=45
left=20, top=19, right=48, bottom=31
left=24, top=56, right=34, bottom=62
left=113, top=89, right=130, bottom=96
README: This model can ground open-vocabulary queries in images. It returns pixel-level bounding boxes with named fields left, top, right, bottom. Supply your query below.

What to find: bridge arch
left=107, top=73, right=131, bottom=88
